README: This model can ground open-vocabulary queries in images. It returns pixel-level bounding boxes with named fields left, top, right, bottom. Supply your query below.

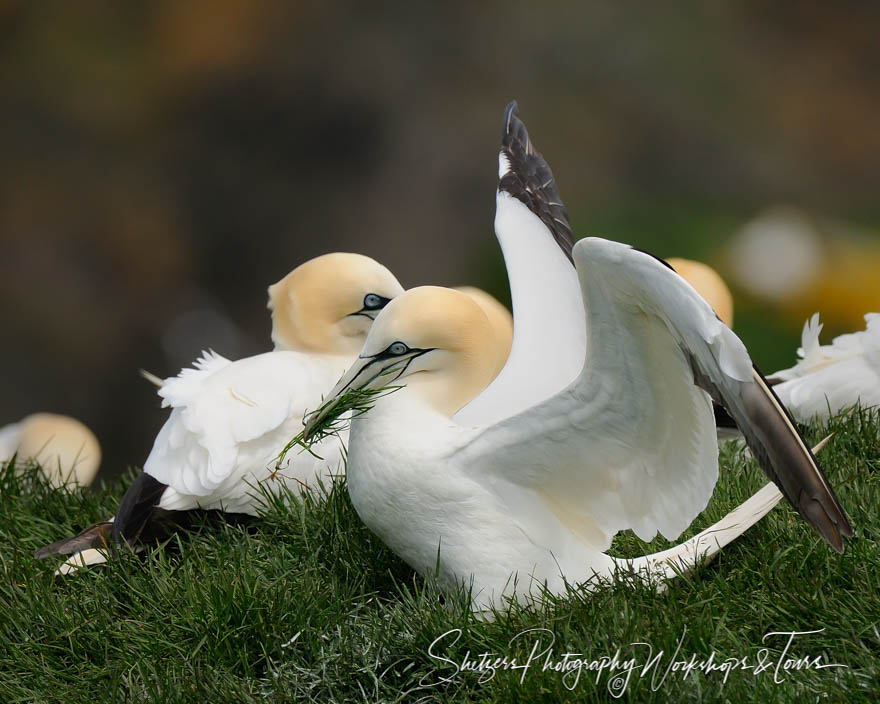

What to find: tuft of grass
left=275, top=384, right=400, bottom=470
left=1, top=409, right=879, bottom=702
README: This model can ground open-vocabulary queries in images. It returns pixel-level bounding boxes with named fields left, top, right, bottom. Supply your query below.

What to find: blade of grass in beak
left=274, top=383, right=402, bottom=469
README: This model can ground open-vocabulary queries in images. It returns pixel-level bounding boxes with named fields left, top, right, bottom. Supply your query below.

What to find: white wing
left=771, top=313, right=880, bottom=420
left=144, top=349, right=345, bottom=497
left=456, top=238, right=726, bottom=547
left=454, top=102, right=585, bottom=426
left=455, top=238, right=852, bottom=551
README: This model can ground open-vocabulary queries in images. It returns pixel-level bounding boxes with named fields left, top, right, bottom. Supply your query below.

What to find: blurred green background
left=1, top=1, right=879, bottom=480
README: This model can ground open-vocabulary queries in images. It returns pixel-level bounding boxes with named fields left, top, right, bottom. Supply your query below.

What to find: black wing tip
left=500, top=99, right=531, bottom=161
left=805, top=498, right=852, bottom=553
left=750, top=366, right=854, bottom=552
left=497, top=101, right=574, bottom=262
left=803, top=499, right=846, bottom=553
left=502, top=100, right=519, bottom=131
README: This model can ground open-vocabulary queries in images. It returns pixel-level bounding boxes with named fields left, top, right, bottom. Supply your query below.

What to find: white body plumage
left=146, top=349, right=351, bottom=513
left=308, top=103, right=850, bottom=612
left=339, top=236, right=732, bottom=611
left=347, top=393, right=616, bottom=607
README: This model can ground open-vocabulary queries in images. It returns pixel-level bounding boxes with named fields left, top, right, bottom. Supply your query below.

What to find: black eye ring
left=388, top=342, right=409, bottom=356
left=363, top=294, right=384, bottom=310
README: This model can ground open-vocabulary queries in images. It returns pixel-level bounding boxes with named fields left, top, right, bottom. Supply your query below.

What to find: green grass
left=1, top=410, right=879, bottom=702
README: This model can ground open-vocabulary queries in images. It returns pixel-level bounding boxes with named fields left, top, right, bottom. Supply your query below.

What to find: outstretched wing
left=456, top=238, right=852, bottom=552
left=454, top=101, right=585, bottom=426
left=144, top=350, right=341, bottom=497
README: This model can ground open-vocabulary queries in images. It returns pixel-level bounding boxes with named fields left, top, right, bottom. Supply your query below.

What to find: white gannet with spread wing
left=36, top=253, right=404, bottom=567
left=303, top=110, right=852, bottom=613
left=768, top=312, right=880, bottom=421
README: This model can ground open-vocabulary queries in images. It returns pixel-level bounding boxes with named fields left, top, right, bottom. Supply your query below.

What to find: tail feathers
left=625, top=435, right=835, bottom=583
left=111, top=472, right=168, bottom=545
left=34, top=521, right=113, bottom=559
left=36, top=472, right=168, bottom=569
left=626, top=482, right=784, bottom=581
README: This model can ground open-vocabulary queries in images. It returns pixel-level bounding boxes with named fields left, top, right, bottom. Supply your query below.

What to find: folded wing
left=144, top=350, right=337, bottom=497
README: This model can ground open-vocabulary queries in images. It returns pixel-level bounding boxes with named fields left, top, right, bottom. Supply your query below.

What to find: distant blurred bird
left=769, top=313, right=880, bottom=421
left=36, top=253, right=404, bottom=571
left=665, top=258, right=734, bottom=328
left=0, top=413, right=101, bottom=488
left=726, top=206, right=880, bottom=331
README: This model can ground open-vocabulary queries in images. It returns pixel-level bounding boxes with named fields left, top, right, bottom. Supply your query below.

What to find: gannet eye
left=388, top=342, right=409, bottom=356
left=363, top=294, right=383, bottom=310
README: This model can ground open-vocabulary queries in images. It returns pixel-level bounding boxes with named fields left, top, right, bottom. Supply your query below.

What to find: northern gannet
left=768, top=312, right=880, bottom=421
left=0, top=413, right=101, bottom=488
left=36, top=252, right=404, bottom=569
left=302, top=109, right=852, bottom=613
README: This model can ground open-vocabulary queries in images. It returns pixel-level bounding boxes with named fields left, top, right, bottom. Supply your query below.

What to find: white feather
left=772, top=313, right=880, bottom=420
left=144, top=349, right=350, bottom=513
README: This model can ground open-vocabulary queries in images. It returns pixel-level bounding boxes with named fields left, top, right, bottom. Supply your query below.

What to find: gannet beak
left=302, top=348, right=425, bottom=440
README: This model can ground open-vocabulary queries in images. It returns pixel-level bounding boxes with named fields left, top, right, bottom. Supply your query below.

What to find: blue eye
left=388, top=342, right=409, bottom=356
left=363, top=294, right=383, bottom=309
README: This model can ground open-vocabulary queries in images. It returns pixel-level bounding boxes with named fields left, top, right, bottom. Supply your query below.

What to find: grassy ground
left=1, top=409, right=878, bottom=703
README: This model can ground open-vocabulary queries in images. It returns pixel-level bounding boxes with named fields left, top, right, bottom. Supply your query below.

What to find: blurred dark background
left=2, top=1, right=879, bottom=482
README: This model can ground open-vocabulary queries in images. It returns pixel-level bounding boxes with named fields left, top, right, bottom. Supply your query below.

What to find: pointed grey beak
left=302, top=348, right=426, bottom=441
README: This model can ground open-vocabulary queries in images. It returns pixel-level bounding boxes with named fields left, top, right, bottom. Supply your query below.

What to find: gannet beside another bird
left=301, top=104, right=852, bottom=613
left=36, top=253, right=405, bottom=569
left=0, top=413, right=101, bottom=488
left=769, top=312, right=880, bottom=421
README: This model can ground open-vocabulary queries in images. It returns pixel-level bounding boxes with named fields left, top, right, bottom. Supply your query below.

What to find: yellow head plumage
left=13, top=413, right=101, bottom=488
left=356, top=286, right=500, bottom=416
left=268, top=253, right=404, bottom=356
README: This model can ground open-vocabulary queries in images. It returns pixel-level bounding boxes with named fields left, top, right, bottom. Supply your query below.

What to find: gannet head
left=453, top=286, right=513, bottom=380
left=304, top=286, right=499, bottom=431
left=666, top=258, right=734, bottom=328
left=13, top=413, right=101, bottom=488
left=268, top=253, right=404, bottom=356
